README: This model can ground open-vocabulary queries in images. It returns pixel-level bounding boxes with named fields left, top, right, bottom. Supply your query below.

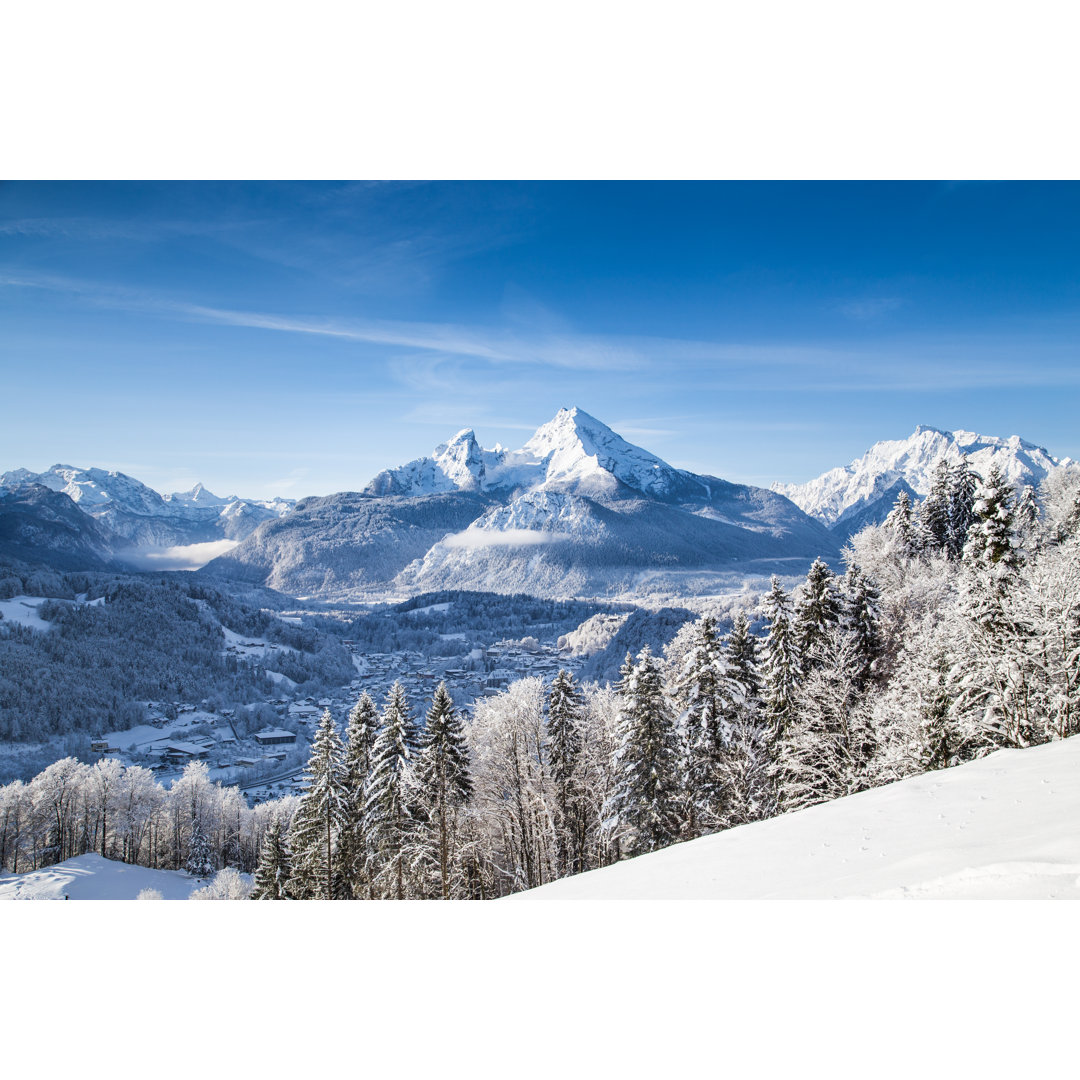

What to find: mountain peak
left=774, top=425, right=1069, bottom=530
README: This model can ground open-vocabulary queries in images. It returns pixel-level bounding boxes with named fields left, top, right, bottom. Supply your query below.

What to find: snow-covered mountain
left=367, top=408, right=712, bottom=502
left=512, top=736, right=1080, bottom=900
left=206, top=408, right=839, bottom=599
left=773, top=426, right=1069, bottom=538
left=0, top=465, right=294, bottom=548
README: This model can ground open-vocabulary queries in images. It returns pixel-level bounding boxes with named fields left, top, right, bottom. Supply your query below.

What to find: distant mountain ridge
left=773, top=425, right=1069, bottom=539
left=0, top=464, right=294, bottom=548
left=205, top=408, right=840, bottom=599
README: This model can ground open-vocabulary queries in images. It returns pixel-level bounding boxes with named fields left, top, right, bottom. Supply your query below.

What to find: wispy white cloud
left=3, top=269, right=1078, bottom=393
left=442, top=528, right=571, bottom=550
left=121, top=539, right=239, bottom=571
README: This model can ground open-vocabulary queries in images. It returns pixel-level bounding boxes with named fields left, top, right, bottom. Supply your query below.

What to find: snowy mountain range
left=205, top=408, right=840, bottom=598
left=0, top=464, right=294, bottom=550
left=3, top=416, right=1070, bottom=596
left=773, top=426, right=1070, bottom=539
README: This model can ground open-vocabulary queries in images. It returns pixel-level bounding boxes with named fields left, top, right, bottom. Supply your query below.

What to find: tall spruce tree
left=363, top=682, right=420, bottom=899
left=796, top=558, right=841, bottom=670
left=606, top=646, right=681, bottom=856
left=287, top=710, right=348, bottom=900
left=719, top=611, right=773, bottom=825
left=947, top=455, right=979, bottom=559
left=414, top=682, right=472, bottom=899
left=671, top=615, right=733, bottom=836
left=251, top=817, right=292, bottom=900
left=340, top=692, right=379, bottom=898
left=185, top=817, right=215, bottom=878
left=761, top=576, right=800, bottom=750
left=546, top=670, right=587, bottom=877
left=965, top=464, right=1019, bottom=570
left=842, top=564, right=884, bottom=690
left=919, top=458, right=954, bottom=554
left=884, top=489, right=919, bottom=556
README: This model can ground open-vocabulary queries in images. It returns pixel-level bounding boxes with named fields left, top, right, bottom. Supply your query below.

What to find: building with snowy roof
left=254, top=728, right=298, bottom=747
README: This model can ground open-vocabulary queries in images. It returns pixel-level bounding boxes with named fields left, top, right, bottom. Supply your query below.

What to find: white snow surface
left=0, top=853, right=209, bottom=900
left=773, top=425, right=1070, bottom=527
left=512, top=737, right=1080, bottom=899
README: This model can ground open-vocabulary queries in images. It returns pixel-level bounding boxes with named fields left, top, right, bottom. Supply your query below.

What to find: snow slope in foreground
left=0, top=854, right=208, bottom=900
left=513, top=737, right=1080, bottom=900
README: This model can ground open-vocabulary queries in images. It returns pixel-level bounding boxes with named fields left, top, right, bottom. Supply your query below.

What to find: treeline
left=0, top=756, right=295, bottom=876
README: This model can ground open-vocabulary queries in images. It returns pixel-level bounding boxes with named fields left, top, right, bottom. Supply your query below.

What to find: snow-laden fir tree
left=185, top=816, right=215, bottom=878
left=606, top=647, right=681, bottom=857
left=841, top=564, right=884, bottom=690
left=669, top=615, right=736, bottom=837
left=947, top=455, right=980, bottom=559
left=796, top=558, right=841, bottom=669
left=883, top=489, right=919, bottom=556
left=775, top=628, right=878, bottom=813
left=918, top=458, right=954, bottom=554
left=251, top=816, right=292, bottom=899
left=287, top=709, right=348, bottom=900
left=546, top=669, right=588, bottom=877
left=339, top=692, right=379, bottom=898
left=412, top=682, right=472, bottom=899
left=717, top=611, right=773, bottom=825
left=761, top=575, right=801, bottom=751
left=964, top=464, right=1019, bottom=571
left=363, top=682, right=420, bottom=899
left=1015, top=484, right=1040, bottom=557
left=726, top=610, right=761, bottom=704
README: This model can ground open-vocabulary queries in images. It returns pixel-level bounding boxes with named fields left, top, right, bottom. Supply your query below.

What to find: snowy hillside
left=513, top=737, right=1080, bottom=899
left=773, top=426, right=1068, bottom=536
left=0, top=853, right=209, bottom=899
left=209, top=408, right=837, bottom=599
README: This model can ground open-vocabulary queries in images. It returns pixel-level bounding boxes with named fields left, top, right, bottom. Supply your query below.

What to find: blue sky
left=1, top=180, right=1078, bottom=499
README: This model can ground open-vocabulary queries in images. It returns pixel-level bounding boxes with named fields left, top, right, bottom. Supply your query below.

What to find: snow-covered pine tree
left=1015, top=484, right=1040, bottom=557
left=796, top=558, right=841, bottom=670
left=725, top=610, right=761, bottom=706
left=775, top=628, right=877, bottom=813
left=669, top=615, right=735, bottom=837
left=883, top=489, right=919, bottom=556
left=919, top=458, right=954, bottom=554
left=960, top=465, right=1022, bottom=640
left=947, top=455, right=979, bottom=559
left=964, top=464, right=1019, bottom=570
left=251, top=816, right=292, bottom=899
left=761, top=576, right=801, bottom=751
left=339, top=692, right=379, bottom=898
left=185, top=816, right=215, bottom=879
left=718, top=610, right=773, bottom=825
left=363, top=682, right=420, bottom=899
left=287, top=709, right=348, bottom=900
left=546, top=669, right=588, bottom=877
left=841, top=564, right=884, bottom=690
left=606, top=646, right=681, bottom=857
left=413, top=682, right=472, bottom=899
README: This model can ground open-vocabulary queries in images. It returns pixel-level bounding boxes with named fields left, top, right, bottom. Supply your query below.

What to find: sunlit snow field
left=513, top=736, right=1080, bottom=900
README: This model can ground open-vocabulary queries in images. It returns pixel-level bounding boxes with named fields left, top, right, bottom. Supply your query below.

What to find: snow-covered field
left=514, top=736, right=1080, bottom=899
left=0, top=853, right=209, bottom=900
